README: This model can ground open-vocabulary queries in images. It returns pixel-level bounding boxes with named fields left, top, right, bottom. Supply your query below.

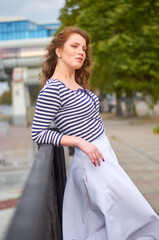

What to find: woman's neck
left=52, top=63, right=75, bottom=83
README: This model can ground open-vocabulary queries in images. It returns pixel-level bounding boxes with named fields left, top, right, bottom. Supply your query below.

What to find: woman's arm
left=60, top=135, right=104, bottom=167
left=31, top=83, right=63, bottom=146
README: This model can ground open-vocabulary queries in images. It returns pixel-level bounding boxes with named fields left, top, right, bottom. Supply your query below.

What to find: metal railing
left=4, top=143, right=66, bottom=240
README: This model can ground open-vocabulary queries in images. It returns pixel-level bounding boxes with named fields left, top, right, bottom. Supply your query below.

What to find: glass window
left=12, top=22, right=15, bottom=31
left=21, top=31, right=24, bottom=39
left=29, top=30, right=33, bottom=38
left=12, top=31, right=16, bottom=40
left=25, top=21, right=29, bottom=30
left=0, top=23, right=4, bottom=32
left=5, top=32, right=8, bottom=40
left=20, top=21, right=23, bottom=30
left=14, top=31, right=18, bottom=39
left=21, top=21, right=26, bottom=31
left=14, top=22, right=19, bottom=31
left=8, top=32, right=11, bottom=40
left=0, top=23, right=2, bottom=32
left=6, top=22, right=12, bottom=31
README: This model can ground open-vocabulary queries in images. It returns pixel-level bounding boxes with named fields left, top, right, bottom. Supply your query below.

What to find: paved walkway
left=102, top=116, right=159, bottom=214
left=0, top=125, right=34, bottom=169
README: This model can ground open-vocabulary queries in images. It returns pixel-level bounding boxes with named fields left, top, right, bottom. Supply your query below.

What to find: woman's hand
left=77, top=138, right=104, bottom=167
left=60, top=134, right=104, bottom=166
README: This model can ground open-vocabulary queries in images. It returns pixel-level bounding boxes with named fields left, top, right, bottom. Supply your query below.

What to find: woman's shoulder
left=37, top=79, right=63, bottom=101
left=40, top=79, right=61, bottom=92
left=45, top=78, right=61, bottom=88
left=46, top=78, right=60, bottom=85
left=86, top=89, right=98, bottom=98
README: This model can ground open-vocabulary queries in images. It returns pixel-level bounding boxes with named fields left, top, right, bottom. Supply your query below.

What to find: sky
left=0, top=0, right=65, bottom=23
left=0, top=0, right=65, bottom=95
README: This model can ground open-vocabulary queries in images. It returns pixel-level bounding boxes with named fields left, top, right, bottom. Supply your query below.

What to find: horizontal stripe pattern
left=32, top=79, right=105, bottom=147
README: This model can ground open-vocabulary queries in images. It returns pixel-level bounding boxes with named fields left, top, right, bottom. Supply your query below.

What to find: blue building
left=0, top=17, right=60, bottom=41
left=0, top=17, right=60, bottom=82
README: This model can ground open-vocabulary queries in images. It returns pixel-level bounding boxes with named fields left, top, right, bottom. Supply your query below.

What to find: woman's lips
left=75, top=57, right=83, bottom=61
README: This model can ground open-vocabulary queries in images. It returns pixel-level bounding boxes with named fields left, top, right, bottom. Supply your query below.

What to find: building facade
left=0, top=17, right=60, bottom=72
left=0, top=17, right=60, bottom=41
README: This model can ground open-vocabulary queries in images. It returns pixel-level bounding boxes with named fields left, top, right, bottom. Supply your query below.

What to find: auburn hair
left=40, top=26, right=91, bottom=89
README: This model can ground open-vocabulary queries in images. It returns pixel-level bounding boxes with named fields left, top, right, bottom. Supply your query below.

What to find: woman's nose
left=79, top=50, right=84, bottom=56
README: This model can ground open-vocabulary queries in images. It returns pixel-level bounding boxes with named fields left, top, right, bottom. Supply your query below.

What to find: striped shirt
left=31, top=79, right=105, bottom=147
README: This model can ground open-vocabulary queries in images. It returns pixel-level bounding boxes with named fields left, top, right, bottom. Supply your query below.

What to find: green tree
left=59, top=0, right=159, bottom=115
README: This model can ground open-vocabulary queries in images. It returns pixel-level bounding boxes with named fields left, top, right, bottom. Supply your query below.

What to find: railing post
left=4, top=144, right=66, bottom=240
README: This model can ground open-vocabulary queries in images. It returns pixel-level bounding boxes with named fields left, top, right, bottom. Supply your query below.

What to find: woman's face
left=57, top=33, right=87, bottom=70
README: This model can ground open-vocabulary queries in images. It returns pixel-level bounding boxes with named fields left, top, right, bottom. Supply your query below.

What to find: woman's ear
left=55, top=48, right=61, bottom=58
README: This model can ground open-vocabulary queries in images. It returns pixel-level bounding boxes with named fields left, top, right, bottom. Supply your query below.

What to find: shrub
left=153, top=125, right=159, bottom=134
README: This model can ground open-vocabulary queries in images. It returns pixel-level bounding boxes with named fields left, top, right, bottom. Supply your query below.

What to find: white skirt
left=62, top=132, right=159, bottom=240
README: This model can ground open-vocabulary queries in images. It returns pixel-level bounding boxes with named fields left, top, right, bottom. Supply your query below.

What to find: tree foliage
left=29, top=85, right=41, bottom=104
left=59, top=0, right=159, bottom=102
left=0, top=89, right=12, bottom=105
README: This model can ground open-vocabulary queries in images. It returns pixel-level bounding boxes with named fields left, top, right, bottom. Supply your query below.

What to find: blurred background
left=0, top=0, right=159, bottom=239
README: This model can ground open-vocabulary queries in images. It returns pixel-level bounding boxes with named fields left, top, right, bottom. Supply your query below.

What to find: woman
left=32, top=26, right=159, bottom=240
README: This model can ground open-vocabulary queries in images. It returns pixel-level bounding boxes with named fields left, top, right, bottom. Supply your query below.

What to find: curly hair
left=40, top=26, right=91, bottom=89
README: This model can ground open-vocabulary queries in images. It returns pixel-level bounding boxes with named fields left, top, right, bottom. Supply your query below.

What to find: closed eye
left=71, top=43, right=87, bottom=52
left=71, top=44, right=77, bottom=48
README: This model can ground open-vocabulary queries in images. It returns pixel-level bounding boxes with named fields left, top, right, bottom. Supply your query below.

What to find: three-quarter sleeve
left=31, top=83, right=63, bottom=147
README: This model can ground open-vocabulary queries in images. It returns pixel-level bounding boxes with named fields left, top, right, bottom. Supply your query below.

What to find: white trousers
left=63, top=133, right=159, bottom=240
